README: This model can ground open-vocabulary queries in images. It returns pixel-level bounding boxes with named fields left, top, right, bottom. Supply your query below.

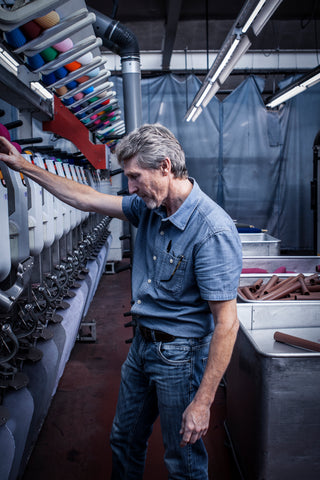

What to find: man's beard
left=143, top=196, right=158, bottom=210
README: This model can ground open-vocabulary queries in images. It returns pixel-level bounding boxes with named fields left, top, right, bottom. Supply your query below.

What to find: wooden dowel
left=256, top=275, right=279, bottom=297
left=274, top=331, right=320, bottom=352
left=261, top=281, right=301, bottom=301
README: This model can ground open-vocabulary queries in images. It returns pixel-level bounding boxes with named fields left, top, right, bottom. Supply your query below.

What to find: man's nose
left=128, top=179, right=137, bottom=194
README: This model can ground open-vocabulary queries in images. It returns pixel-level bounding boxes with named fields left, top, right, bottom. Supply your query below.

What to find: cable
left=111, top=0, right=119, bottom=19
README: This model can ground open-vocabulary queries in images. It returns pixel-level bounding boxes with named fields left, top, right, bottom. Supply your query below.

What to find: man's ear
left=161, top=157, right=171, bottom=175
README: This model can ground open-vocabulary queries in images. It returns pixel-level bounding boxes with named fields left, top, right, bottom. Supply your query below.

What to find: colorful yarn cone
left=34, top=11, right=60, bottom=29
left=41, top=47, right=59, bottom=62
left=20, top=21, right=43, bottom=40
left=63, top=97, right=75, bottom=106
left=54, top=66, right=68, bottom=79
left=87, top=68, right=100, bottom=78
left=53, top=38, right=73, bottom=53
left=66, top=80, right=78, bottom=90
left=77, top=52, right=93, bottom=65
left=41, top=71, right=57, bottom=85
left=27, top=53, right=45, bottom=70
left=5, top=28, right=27, bottom=48
left=73, top=92, right=84, bottom=101
left=76, top=75, right=90, bottom=84
left=82, top=86, right=94, bottom=95
left=0, top=124, right=11, bottom=141
left=55, top=85, right=68, bottom=96
left=65, top=61, right=81, bottom=72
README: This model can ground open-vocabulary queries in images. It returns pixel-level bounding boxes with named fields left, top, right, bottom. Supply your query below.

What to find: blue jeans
left=110, top=328, right=213, bottom=480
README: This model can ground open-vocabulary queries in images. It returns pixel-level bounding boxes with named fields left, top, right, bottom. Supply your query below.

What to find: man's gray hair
left=115, top=123, right=188, bottom=179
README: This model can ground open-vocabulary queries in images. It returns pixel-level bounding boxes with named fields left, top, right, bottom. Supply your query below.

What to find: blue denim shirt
left=122, top=179, right=242, bottom=337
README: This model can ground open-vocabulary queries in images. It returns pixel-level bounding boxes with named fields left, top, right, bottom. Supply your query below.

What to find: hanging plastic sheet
left=110, top=73, right=320, bottom=252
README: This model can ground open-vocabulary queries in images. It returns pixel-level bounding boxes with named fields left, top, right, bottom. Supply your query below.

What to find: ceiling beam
left=102, top=50, right=319, bottom=74
left=162, top=0, right=183, bottom=70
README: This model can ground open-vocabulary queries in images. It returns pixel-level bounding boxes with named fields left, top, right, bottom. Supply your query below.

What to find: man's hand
left=179, top=400, right=210, bottom=447
left=0, top=136, right=25, bottom=171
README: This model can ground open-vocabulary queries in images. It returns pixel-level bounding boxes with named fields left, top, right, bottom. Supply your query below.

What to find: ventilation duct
left=89, top=7, right=142, bottom=134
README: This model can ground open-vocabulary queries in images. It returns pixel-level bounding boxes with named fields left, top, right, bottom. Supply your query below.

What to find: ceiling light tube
left=195, top=83, right=214, bottom=107
left=242, top=0, right=267, bottom=33
left=266, top=65, right=320, bottom=108
left=266, top=85, right=306, bottom=108
left=301, top=72, right=320, bottom=88
left=184, top=0, right=283, bottom=121
left=201, top=82, right=221, bottom=108
left=191, top=106, right=203, bottom=122
left=218, top=36, right=251, bottom=85
left=185, top=106, right=198, bottom=122
left=251, top=0, right=283, bottom=36
left=208, top=38, right=240, bottom=84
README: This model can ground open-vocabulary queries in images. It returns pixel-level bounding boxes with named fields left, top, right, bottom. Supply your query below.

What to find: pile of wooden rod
left=238, top=273, right=320, bottom=301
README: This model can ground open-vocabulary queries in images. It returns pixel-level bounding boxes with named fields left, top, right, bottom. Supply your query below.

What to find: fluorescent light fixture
left=208, top=38, right=241, bottom=84
left=185, top=106, right=198, bottom=122
left=266, top=85, right=305, bottom=108
left=184, top=0, right=283, bottom=122
left=201, top=83, right=220, bottom=108
left=218, top=36, right=251, bottom=85
left=266, top=65, right=320, bottom=108
left=195, top=83, right=214, bottom=107
left=251, top=0, right=283, bottom=35
left=191, top=106, right=203, bottom=123
left=301, top=73, right=320, bottom=88
left=242, top=0, right=267, bottom=33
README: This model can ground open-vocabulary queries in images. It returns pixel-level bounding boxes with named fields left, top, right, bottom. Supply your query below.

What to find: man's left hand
left=179, top=401, right=210, bottom=447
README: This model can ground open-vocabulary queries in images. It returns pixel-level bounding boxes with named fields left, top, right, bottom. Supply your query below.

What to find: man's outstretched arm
left=0, top=136, right=127, bottom=220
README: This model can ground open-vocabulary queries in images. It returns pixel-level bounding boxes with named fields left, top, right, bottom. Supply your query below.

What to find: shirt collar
left=155, top=178, right=200, bottom=231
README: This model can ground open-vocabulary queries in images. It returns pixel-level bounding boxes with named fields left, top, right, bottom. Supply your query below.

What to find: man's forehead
left=123, top=156, right=143, bottom=174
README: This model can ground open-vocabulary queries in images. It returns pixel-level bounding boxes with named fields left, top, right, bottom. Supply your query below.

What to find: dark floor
left=22, top=260, right=241, bottom=480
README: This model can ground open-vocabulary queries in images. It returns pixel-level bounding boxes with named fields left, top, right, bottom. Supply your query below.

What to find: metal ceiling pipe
left=89, top=7, right=142, bottom=134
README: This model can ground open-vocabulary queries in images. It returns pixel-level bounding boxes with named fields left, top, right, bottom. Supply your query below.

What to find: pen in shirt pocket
left=161, top=254, right=184, bottom=282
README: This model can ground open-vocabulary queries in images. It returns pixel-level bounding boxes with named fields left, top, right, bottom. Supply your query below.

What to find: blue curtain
left=111, top=73, right=320, bottom=252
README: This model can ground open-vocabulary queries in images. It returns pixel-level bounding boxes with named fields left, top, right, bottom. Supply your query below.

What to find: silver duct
left=89, top=7, right=142, bottom=134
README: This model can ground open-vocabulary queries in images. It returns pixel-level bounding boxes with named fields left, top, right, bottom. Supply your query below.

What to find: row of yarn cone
left=3, top=10, right=124, bottom=142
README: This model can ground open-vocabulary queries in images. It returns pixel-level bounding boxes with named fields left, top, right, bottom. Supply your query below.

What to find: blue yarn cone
left=5, top=28, right=27, bottom=48
left=27, top=53, right=45, bottom=70
left=54, top=66, right=68, bottom=79
left=41, top=72, right=57, bottom=85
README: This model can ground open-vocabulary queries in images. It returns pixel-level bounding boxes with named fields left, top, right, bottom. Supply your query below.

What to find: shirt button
left=160, top=231, right=164, bottom=235
left=147, top=279, right=152, bottom=284
left=137, top=299, right=141, bottom=304
left=153, top=255, right=157, bottom=261
left=169, top=258, right=173, bottom=264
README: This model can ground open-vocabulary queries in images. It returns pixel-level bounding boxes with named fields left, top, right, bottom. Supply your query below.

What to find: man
left=0, top=124, right=242, bottom=479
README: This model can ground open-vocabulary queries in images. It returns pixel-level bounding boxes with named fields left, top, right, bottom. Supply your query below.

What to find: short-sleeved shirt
left=122, top=178, right=242, bottom=338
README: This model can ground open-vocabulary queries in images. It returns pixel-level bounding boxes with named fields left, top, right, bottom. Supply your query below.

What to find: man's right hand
left=0, top=136, right=26, bottom=171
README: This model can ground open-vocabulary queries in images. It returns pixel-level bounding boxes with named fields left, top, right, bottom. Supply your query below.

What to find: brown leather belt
left=139, top=325, right=176, bottom=343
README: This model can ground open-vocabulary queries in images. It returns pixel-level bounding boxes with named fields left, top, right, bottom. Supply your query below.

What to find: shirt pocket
left=156, top=251, right=187, bottom=296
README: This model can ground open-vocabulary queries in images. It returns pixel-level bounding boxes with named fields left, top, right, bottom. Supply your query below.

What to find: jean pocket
left=157, top=342, right=191, bottom=366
